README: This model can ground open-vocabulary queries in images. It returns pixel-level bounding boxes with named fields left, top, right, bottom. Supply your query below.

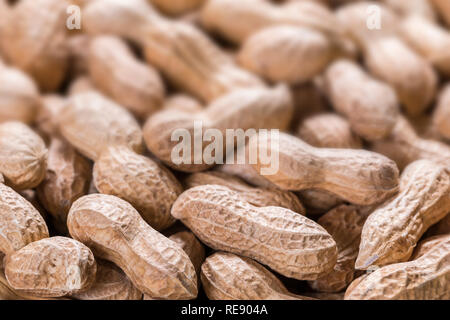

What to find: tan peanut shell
left=88, top=36, right=165, bottom=119
left=371, top=116, right=450, bottom=170
left=434, top=84, right=450, bottom=140
left=308, top=205, right=371, bottom=292
left=172, top=185, right=338, bottom=280
left=0, top=122, right=48, bottom=190
left=297, top=113, right=362, bottom=149
left=201, top=0, right=345, bottom=45
left=93, top=145, right=182, bottom=231
left=83, top=0, right=263, bottom=102
left=5, top=237, right=97, bottom=297
left=68, top=76, right=96, bottom=96
left=364, top=37, right=437, bottom=116
left=356, top=160, right=450, bottom=269
left=169, top=231, right=205, bottom=278
left=184, top=171, right=305, bottom=214
left=400, top=15, right=450, bottom=76
left=238, top=25, right=335, bottom=84
left=1, top=0, right=69, bottom=91
left=67, top=194, right=198, bottom=299
left=58, top=91, right=144, bottom=161
left=249, top=132, right=399, bottom=205
left=201, top=252, right=314, bottom=300
left=0, top=63, right=39, bottom=125
left=36, top=138, right=92, bottom=234
left=346, top=235, right=450, bottom=300
left=0, top=183, right=49, bottom=255
left=148, top=0, right=205, bottom=16
left=144, top=85, right=293, bottom=172
left=72, top=260, right=142, bottom=300
left=323, top=59, right=399, bottom=140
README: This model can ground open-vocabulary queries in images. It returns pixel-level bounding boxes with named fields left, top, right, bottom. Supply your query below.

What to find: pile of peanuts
left=0, top=0, right=449, bottom=300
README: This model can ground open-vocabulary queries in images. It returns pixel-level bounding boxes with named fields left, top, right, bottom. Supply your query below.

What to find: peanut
left=371, top=116, right=450, bottom=170
left=184, top=171, right=305, bottom=214
left=201, top=0, right=345, bottom=44
left=68, top=76, right=96, bottom=96
left=381, top=0, right=436, bottom=21
left=88, top=36, right=165, bottom=119
left=201, top=252, right=314, bottom=300
left=0, top=121, right=48, bottom=190
left=0, top=62, right=39, bottom=125
left=67, top=194, right=198, bottom=299
left=0, top=182, right=49, bottom=255
left=1, top=0, right=69, bottom=91
left=297, top=112, right=362, bottom=149
left=83, top=0, right=263, bottom=103
left=346, top=234, right=450, bottom=300
left=171, top=184, right=338, bottom=280
left=143, top=85, right=293, bottom=172
left=35, top=94, right=66, bottom=141
left=433, top=84, right=450, bottom=140
left=308, top=205, right=372, bottom=292
left=400, top=15, right=450, bottom=76
left=5, top=236, right=97, bottom=297
left=36, top=138, right=92, bottom=234
left=356, top=160, right=450, bottom=269
left=249, top=132, right=399, bottom=205
left=163, top=94, right=203, bottom=113
left=57, top=91, right=144, bottom=161
left=297, top=189, right=344, bottom=215
left=72, top=260, right=142, bottom=300
left=323, top=59, right=399, bottom=140
left=238, top=25, right=336, bottom=84
left=93, top=145, right=183, bottom=231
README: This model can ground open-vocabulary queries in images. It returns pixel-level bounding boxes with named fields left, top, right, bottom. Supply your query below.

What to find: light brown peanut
left=163, top=94, right=203, bottom=113
left=238, top=25, right=336, bottom=84
left=148, top=0, right=205, bottom=16
left=184, top=171, right=305, bottom=214
left=72, top=260, right=142, bottom=300
left=371, top=116, right=450, bottom=170
left=201, top=0, right=345, bottom=45
left=172, top=184, right=338, bottom=280
left=297, top=189, right=344, bottom=215
left=93, top=145, right=183, bottom=231
left=308, top=205, right=372, bottom=292
left=36, top=138, right=92, bottom=234
left=67, top=194, right=198, bottom=299
left=356, top=160, right=450, bottom=269
left=201, top=252, right=314, bottom=300
left=400, top=15, right=450, bottom=76
left=88, top=36, right=165, bottom=119
left=1, top=0, right=69, bottom=91
left=83, top=0, right=263, bottom=103
left=68, top=76, right=96, bottom=96
left=297, top=112, right=362, bottom=149
left=346, top=235, right=450, bottom=300
left=0, top=121, right=48, bottom=190
left=35, top=94, right=66, bottom=141
left=5, top=237, right=97, bottom=298
left=143, top=85, right=293, bottom=172
left=249, top=132, right=399, bottom=205
left=0, top=182, right=49, bottom=255
left=0, top=62, right=39, bottom=125
left=57, top=91, right=144, bottom=161
left=323, top=59, right=399, bottom=140
left=433, top=84, right=450, bottom=140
